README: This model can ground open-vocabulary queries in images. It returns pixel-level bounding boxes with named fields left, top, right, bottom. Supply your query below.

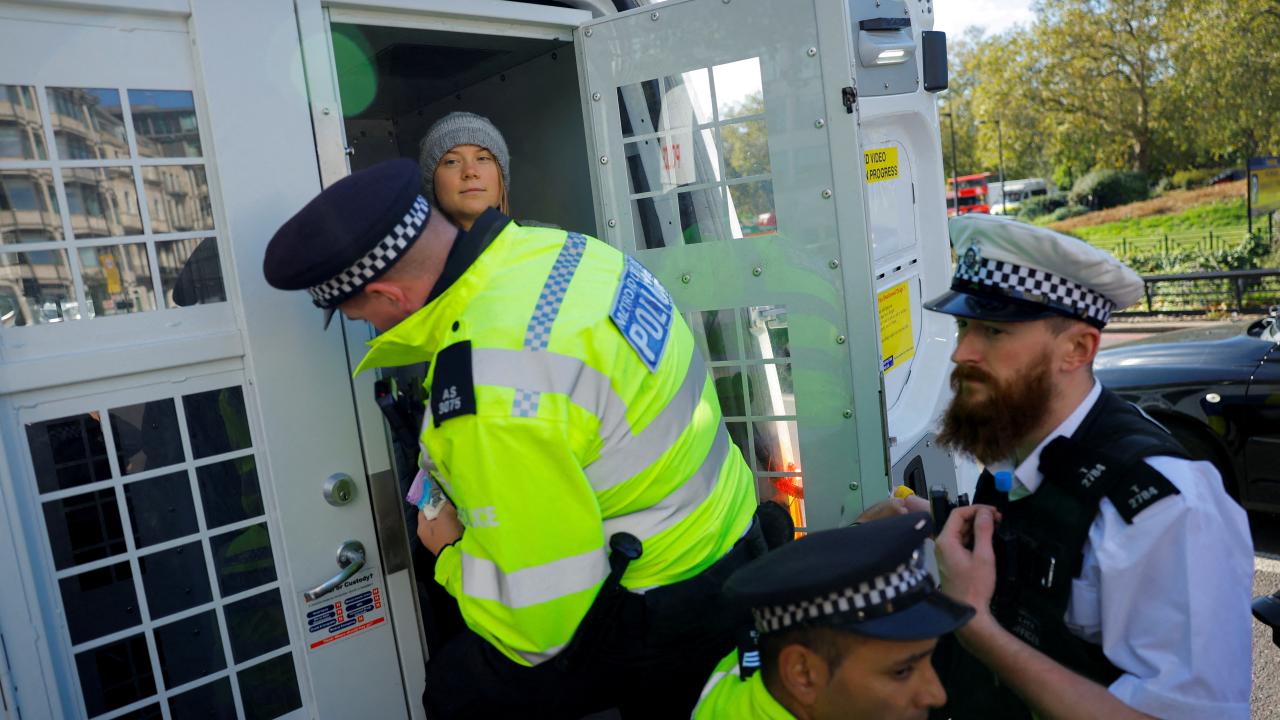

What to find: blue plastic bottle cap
left=993, top=470, right=1014, bottom=493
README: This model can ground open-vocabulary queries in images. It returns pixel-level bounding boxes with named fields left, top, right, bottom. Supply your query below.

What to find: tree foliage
left=1069, top=168, right=1150, bottom=209
left=939, top=0, right=1280, bottom=186
left=719, top=92, right=773, bottom=226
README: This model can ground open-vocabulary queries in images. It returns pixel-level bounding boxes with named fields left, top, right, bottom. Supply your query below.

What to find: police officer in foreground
left=694, top=512, right=975, bottom=719
left=923, top=214, right=1254, bottom=719
left=264, top=159, right=770, bottom=718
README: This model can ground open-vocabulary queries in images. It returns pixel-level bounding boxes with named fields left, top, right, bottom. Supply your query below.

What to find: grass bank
left=1048, top=180, right=1250, bottom=243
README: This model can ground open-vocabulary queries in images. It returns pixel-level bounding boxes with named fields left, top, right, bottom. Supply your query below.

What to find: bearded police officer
left=923, top=214, right=1254, bottom=720
left=693, top=512, right=974, bottom=720
left=263, top=160, right=767, bottom=718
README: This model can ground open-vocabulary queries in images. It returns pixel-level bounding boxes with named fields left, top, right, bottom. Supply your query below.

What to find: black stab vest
left=932, top=388, right=1188, bottom=720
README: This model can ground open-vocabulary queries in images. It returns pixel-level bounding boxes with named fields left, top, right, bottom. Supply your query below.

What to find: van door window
left=620, top=57, right=776, bottom=248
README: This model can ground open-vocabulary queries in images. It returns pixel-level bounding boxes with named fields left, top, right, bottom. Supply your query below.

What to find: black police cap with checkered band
left=725, top=513, right=973, bottom=641
left=263, top=159, right=431, bottom=328
left=925, top=214, right=1144, bottom=329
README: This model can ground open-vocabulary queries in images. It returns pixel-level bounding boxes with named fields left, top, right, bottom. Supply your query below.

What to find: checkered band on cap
left=956, top=254, right=1116, bottom=325
left=307, top=195, right=431, bottom=308
left=751, top=552, right=932, bottom=633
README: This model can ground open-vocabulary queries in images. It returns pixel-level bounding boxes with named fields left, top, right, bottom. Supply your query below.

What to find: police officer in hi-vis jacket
left=264, top=159, right=769, bottom=719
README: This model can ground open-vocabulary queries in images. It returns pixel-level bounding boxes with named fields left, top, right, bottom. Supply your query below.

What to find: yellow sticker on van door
left=865, top=147, right=900, bottom=184
left=878, top=281, right=914, bottom=373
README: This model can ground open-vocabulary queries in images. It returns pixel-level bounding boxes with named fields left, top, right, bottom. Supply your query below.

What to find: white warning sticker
left=303, top=565, right=387, bottom=652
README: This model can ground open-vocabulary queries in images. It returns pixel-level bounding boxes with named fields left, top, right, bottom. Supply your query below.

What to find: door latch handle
left=303, top=540, right=366, bottom=602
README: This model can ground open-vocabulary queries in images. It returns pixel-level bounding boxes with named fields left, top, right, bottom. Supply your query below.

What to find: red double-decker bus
left=945, top=172, right=991, bottom=217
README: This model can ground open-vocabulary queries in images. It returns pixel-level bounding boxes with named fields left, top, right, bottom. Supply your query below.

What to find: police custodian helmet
left=263, top=159, right=430, bottom=328
left=727, top=513, right=973, bottom=641
left=924, top=214, right=1144, bottom=329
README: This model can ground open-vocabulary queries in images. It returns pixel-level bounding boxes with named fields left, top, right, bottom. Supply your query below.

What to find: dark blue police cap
left=726, top=512, right=973, bottom=641
left=263, top=159, right=431, bottom=327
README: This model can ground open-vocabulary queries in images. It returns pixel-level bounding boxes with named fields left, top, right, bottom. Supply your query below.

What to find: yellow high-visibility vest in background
left=356, top=217, right=756, bottom=667
left=693, top=654, right=794, bottom=719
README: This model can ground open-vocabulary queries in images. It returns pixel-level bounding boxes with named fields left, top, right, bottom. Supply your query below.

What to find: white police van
left=0, top=1, right=963, bottom=717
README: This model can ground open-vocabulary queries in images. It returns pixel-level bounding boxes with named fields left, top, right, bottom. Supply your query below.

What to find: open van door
left=574, top=0, right=960, bottom=531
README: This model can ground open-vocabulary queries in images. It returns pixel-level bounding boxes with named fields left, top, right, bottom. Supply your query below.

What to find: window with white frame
left=0, top=85, right=225, bottom=329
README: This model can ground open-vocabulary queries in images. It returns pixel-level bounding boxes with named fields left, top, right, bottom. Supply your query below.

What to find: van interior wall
left=346, top=117, right=400, bottom=167
left=395, top=46, right=597, bottom=235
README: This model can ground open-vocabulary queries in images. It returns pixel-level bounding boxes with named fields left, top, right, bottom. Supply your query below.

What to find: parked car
left=1094, top=308, right=1280, bottom=512
left=1210, top=168, right=1246, bottom=185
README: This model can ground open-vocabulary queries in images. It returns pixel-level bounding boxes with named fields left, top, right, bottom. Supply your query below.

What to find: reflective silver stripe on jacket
left=473, top=347, right=710, bottom=491
left=602, top=424, right=729, bottom=541
left=473, top=347, right=626, bottom=431
left=692, top=664, right=742, bottom=717
left=515, top=643, right=568, bottom=666
left=586, top=350, right=708, bottom=493
left=514, top=232, right=588, bottom=418
left=460, top=546, right=609, bottom=609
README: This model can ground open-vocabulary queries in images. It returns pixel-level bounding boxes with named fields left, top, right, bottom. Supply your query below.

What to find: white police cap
left=924, top=214, right=1143, bottom=328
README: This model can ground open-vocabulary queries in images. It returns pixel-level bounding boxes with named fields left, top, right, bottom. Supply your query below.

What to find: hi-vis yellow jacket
left=356, top=216, right=756, bottom=667
left=693, top=653, right=794, bottom=719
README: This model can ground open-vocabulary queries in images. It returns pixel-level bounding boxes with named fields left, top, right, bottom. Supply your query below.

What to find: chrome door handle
left=303, top=540, right=366, bottom=602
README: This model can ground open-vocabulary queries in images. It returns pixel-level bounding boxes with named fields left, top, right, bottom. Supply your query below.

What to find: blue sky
left=932, top=0, right=1035, bottom=39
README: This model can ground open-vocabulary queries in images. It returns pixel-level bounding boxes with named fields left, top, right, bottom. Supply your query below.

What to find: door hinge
left=841, top=86, right=857, bottom=114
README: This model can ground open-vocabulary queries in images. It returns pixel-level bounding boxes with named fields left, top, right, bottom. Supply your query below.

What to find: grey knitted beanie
left=418, top=112, right=510, bottom=204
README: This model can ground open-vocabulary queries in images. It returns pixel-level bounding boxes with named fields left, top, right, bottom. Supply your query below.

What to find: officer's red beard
left=937, top=349, right=1054, bottom=466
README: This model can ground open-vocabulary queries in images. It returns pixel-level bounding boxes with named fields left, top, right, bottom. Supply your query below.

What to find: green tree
left=965, top=28, right=1058, bottom=181
left=937, top=28, right=985, bottom=180
left=947, top=0, right=1280, bottom=187
left=719, top=92, right=773, bottom=226
left=1166, top=0, right=1280, bottom=165
left=1025, top=0, right=1179, bottom=176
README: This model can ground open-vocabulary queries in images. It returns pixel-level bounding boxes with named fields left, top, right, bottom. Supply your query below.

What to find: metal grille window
left=24, top=382, right=302, bottom=720
left=0, top=84, right=226, bottom=328
left=619, top=57, right=776, bottom=249
left=687, top=304, right=805, bottom=529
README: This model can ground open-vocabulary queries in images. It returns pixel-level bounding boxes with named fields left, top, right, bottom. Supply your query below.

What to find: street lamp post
left=979, top=118, right=1006, bottom=214
left=940, top=111, right=958, bottom=215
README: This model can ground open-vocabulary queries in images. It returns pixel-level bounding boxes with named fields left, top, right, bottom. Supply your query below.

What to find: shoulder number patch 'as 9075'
left=431, top=340, right=476, bottom=427
left=610, top=256, right=674, bottom=372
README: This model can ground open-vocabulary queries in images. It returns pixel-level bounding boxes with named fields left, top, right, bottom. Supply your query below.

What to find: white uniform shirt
left=990, top=380, right=1255, bottom=720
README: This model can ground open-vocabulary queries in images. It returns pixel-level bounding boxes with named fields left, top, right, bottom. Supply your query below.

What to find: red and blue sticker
left=303, top=568, right=387, bottom=651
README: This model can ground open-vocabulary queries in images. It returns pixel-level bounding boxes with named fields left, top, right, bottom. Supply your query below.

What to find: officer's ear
left=1056, top=320, right=1100, bottom=373
left=363, top=280, right=414, bottom=314
left=775, top=642, right=833, bottom=707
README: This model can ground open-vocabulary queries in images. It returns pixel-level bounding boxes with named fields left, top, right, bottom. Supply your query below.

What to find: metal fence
left=1089, top=227, right=1257, bottom=257
left=1117, top=268, right=1280, bottom=316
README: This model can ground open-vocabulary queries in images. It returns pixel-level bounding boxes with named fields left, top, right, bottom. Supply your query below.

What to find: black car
left=1095, top=309, right=1280, bottom=512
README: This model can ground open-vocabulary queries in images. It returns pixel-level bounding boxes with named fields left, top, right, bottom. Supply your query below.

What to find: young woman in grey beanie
left=418, top=112, right=510, bottom=231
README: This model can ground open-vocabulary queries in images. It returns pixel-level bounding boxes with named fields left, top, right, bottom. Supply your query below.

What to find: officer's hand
left=417, top=503, right=464, bottom=556
left=935, top=505, right=998, bottom=614
left=901, top=493, right=931, bottom=514
left=853, top=494, right=930, bottom=524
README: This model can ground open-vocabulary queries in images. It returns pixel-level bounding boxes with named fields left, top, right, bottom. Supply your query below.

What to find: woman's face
left=434, top=144, right=502, bottom=230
